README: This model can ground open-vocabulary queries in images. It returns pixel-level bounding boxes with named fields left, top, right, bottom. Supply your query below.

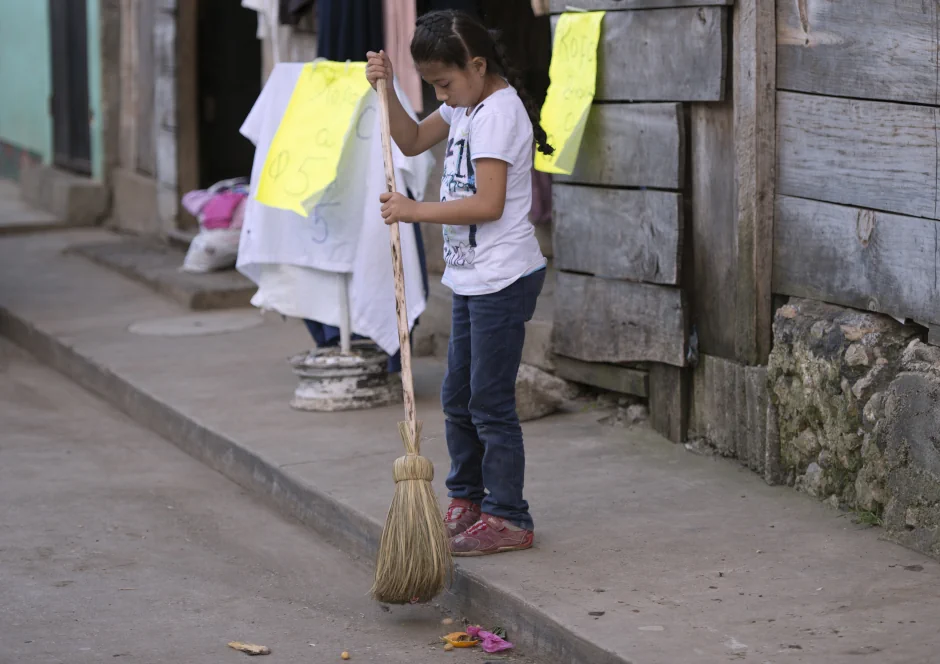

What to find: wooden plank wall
left=554, top=272, right=688, bottom=366
left=690, top=102, right=737, bottom=360
left=774, top=0, right=940, bottom=327
left=689, top=355, right=779, bottom=483
left=555, top=104, right=684, bottom=189
left=685, top=0, right=777, bottom=466
left=732, top=0, right=776, bottom=364
left=554, top=187, right=683, bottom=285
left=551, top=7, right=728, bottom=101
left=549, top=2, right=731, bottom=441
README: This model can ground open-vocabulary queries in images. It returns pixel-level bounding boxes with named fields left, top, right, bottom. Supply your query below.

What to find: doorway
left=49, top=0, right=92, bottom=175
left=196, top=1, right=262, bottom=187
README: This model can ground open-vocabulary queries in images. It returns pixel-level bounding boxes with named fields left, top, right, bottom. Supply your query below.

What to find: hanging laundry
left=238, top=62, right=432, bottom=356
left=530, top=0, right=550, bottom=17
left=383, top=0, right=423, bottom=113
left=242, top=0, right=317, bottom=66
left=279, top=0, right=316, bottom=26
left=316, top=0, right=383, bottom=62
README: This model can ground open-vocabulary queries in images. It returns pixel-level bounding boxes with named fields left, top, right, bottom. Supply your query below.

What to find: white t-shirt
left=437, top=87, right=546, bottom=296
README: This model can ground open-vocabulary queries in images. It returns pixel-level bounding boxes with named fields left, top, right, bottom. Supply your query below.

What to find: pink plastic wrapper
left=466, top=626, right=514, bottom=653
left=201, top=191, right=246, bottom=230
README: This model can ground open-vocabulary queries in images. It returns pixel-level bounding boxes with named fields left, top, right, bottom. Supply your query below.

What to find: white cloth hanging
left=241, top=0, right=318, bottom=66
left=238, top=62, right=433, bottom=355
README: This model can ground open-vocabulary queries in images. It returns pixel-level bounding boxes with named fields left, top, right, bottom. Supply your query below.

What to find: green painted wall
left=0, top=1, right=53, bottom=163
left=86, top=0, right=104, bottom=180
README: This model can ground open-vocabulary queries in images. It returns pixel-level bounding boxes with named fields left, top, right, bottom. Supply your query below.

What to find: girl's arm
left=366, top=51, right=449, bottom=157
left=380, top=159, right=508, bottom=226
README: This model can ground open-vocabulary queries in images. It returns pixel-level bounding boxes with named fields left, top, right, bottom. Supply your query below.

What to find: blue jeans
left=441, top=268, right=546, bottom=531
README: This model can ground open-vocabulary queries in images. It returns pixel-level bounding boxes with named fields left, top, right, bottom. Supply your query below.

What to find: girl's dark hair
left=411, top=10, right=555, bottom=156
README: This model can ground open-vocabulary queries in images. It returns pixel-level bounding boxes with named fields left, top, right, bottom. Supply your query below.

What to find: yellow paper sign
left=255, top=61, right=373, bottom=215
left=535, top=12, right=605, bottom=175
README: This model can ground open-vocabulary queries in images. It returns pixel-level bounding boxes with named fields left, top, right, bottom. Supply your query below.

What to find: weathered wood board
left=550, top=1, right=732, bottom=14
left=555, top=103, right=684, bottom=189
left=689, top=354, right=770, bottom=476
left=928, top=325, right=940, bottom=347
left=777, top=92, right=938, bottom=221
left=650, top=364, right=689, bottom=443
left=733, top=0, right=775, bottom=365
left=552, top=355, right=649, bottom=398
left=773, top=195, right=940, bottom=326
left=551, top=8, right=728, bottom=102
left=553, top=185, right=683, bottom=285
left=690, top=102, right=737, bottom=360
left=553, top=272, right=688, bottom=366
left=776, top=0, right=939, bottom=105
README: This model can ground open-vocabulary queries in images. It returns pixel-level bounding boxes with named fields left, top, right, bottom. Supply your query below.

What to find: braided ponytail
left=489, top=33, right=554, bottom=156
left=411, top=10, right=555, bottom=156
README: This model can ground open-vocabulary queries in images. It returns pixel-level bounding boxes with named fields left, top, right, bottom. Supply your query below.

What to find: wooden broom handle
left=376, top=79, right=418, bottom=443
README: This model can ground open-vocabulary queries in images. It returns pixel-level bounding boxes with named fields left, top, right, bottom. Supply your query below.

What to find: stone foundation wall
left=769, top=298, right=940, bottom=557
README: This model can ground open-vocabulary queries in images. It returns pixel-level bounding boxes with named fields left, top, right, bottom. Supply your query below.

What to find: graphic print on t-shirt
left=441, top=105, right=484, bottom=268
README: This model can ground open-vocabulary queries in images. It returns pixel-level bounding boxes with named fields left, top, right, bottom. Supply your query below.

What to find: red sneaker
left=444, top=499, right=481, bottom=538
left=449, top=514, right=534, bottom=557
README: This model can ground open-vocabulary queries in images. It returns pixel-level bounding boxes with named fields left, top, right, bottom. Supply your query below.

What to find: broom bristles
left=372, top=423, right=452, bottom=604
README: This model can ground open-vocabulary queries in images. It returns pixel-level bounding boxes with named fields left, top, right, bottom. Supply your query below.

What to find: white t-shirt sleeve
left=437, top=104, right=455, bottom=125
left=240, top=76, right=271, bottom=145
left=469, top=111, right=518, bottom=166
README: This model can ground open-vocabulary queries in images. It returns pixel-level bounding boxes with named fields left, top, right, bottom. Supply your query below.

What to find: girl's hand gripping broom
left=371, top=79, right=452, bottom=604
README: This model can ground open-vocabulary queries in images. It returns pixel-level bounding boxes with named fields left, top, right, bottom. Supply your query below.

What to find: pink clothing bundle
left=182, top=189, right=247, bottom=230
left=201, top=192, right=247, bottom=230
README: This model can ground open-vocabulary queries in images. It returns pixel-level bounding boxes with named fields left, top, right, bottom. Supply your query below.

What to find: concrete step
left=69, top=234, right=255, bottom=311
left=110, top=167, right=165, bottom=236
left=0, top=179, right=69, bottom=235
left=19, top=163, right=109, bottom=226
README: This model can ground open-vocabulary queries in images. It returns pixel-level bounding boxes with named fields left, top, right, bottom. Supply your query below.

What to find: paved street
left=0, top=339, right=527, bottom=664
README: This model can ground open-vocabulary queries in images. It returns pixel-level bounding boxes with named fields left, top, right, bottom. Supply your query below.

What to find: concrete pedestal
left=289, top=341, right=400, bottom=412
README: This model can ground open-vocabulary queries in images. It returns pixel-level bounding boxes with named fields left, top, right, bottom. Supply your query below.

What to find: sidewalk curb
left=0, top=306, right=631, bottom=664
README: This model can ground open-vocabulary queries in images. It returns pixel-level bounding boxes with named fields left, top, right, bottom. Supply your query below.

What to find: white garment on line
left=238, top=63, right=434, bottom=355
left=241, top=0, right=318, bottom=65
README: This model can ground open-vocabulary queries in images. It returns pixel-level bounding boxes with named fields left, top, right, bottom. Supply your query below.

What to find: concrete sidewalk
left=2, top=229, right=938, bottom=664
left=0, top=179, right=65, bottom=234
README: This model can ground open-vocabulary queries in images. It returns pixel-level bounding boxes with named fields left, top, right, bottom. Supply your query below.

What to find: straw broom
left=371, top=79, right=451, bottom=604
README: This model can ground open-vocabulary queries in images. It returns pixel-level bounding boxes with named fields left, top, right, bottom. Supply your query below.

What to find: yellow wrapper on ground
left=534, top=11, right=605, bottom=175
left=255, top=61, right=372, bottom=215
left=441, top=632, right=480, bottom=648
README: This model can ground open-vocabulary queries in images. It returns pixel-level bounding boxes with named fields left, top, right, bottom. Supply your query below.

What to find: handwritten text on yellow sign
left=255, top=61, right=373, bottom=216
left=535, top=12, right=605, bottom=175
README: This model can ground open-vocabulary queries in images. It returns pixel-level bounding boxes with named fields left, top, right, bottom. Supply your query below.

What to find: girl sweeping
left=366, top=9, right=553, bottom=556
